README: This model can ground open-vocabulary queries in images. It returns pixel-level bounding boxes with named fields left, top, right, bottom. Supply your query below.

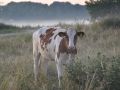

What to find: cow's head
left=58, top=29, right=85, bottom=64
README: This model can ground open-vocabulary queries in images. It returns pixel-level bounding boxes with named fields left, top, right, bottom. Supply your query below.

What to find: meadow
left=0, top=20, right=120, bottom=90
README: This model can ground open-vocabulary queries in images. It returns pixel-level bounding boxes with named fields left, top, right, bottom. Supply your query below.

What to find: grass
left=0, top=21, right=120, bottom=90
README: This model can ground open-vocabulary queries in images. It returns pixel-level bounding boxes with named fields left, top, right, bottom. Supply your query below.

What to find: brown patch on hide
left=57, top=37, right=68, bottom=58
left=57, top=35, right=77, bottom=58
left=40, top=28, right=56, bottom=50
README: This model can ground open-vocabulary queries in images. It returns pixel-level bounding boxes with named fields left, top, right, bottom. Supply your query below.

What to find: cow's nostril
left=69, top=47, right=75, bottom=49
left=67, top=47, right=77, bottom=54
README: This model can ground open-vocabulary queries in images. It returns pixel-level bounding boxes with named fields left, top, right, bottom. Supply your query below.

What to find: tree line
left=85, top=0, right=120, bottom=19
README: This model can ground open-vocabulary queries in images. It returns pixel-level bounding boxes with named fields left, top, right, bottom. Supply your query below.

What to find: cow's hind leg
left=33, top=52, right=41, bottom=82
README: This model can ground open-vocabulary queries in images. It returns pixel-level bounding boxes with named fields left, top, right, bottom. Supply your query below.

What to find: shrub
left=99, top=18, right=120, bottom=29
left=65, top=53, right=120, bottom=90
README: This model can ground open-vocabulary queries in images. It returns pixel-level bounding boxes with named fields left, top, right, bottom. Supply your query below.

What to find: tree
left=85, top=0, right=120, bottom=19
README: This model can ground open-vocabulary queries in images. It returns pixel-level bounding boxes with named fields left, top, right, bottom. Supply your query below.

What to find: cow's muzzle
left=67, top=47, right=77, bottom=54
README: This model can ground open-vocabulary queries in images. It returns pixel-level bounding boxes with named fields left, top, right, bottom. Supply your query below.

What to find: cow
left=33, top=27, right=85, bottom=87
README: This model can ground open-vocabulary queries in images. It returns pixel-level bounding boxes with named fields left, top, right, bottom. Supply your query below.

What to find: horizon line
left=0, top=1, right=87, bottom=6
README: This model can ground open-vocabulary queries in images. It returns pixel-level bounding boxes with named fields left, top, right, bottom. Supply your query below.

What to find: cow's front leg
left=56, top=59, right=63, bottom=87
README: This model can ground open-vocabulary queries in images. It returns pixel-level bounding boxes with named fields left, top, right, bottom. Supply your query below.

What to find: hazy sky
left=0, top=0, right=89, bottom=5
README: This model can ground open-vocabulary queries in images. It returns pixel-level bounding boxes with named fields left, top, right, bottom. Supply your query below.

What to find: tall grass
left=0, top=21, right=120, bottom=90
left=65, top=54, right=120, bottom=90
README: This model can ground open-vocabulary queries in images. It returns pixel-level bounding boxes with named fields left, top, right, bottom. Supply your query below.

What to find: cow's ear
left=58, top=32, right=67, bottom=37
left=77, top=31, right=85, bottom=38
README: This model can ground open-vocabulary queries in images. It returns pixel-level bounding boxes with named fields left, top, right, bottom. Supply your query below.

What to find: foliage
left=85, top=0, right=120, bottom=19
left=65, top=54, right=120, bottom=90
left=99, top=17, right=120, bottom=29
left=0, top=23, right=18, bottom=29
left=0, top=23, right=39, bottom=34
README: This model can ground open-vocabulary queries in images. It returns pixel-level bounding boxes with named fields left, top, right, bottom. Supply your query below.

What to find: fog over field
left=0, top=20, right=90, bottom=26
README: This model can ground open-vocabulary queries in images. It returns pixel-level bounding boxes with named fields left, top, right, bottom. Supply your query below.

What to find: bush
left=99, top=18, right=120, bottom=29
left=106, top=56, right=120, bottom=90
left=65, top=53, right=120, bottom=90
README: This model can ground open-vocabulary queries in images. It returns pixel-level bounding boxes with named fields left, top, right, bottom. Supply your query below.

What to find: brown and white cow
left=33, top=27, right=85, bottom=86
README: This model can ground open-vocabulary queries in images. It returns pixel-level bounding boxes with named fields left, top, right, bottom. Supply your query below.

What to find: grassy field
left=0, top=21, right=120, bottom=90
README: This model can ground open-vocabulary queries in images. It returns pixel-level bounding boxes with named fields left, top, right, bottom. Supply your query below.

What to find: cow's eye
left=65, top=35, right=68, bottom=38
left=65, top=35, right=69, bottom=40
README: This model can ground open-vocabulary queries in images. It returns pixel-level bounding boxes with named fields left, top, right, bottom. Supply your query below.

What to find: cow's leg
left=56, top=59, right=63, bottom=87
left=42, top=58, right=48, bottom=77
left=33, top=51, right=41, bottom=82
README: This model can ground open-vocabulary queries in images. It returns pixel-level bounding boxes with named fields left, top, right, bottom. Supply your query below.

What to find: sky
left=0, top=0, right=89, bottom=5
